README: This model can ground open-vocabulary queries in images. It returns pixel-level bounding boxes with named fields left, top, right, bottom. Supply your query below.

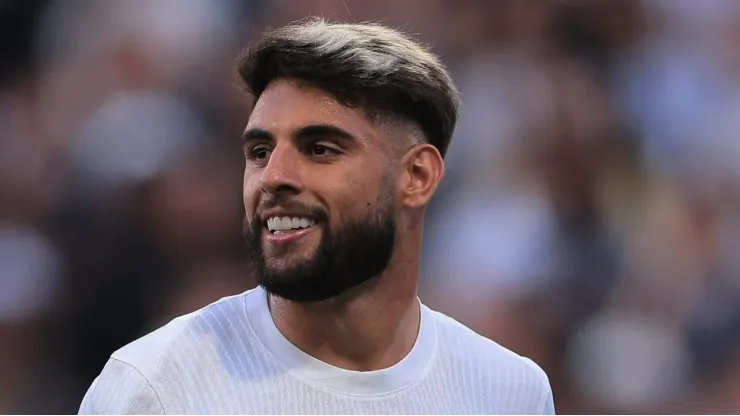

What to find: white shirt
left=79, top=287, right=554, bottom=414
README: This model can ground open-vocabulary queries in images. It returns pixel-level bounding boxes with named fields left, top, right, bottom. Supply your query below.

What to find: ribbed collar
left=244, top=286, right=436, bottom=396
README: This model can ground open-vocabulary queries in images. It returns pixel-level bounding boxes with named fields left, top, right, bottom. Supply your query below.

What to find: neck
left=268, top=247, right=421, bottom=372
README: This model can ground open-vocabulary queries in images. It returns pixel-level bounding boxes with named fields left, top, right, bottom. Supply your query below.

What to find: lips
left=262, top=218, right=317, bottom=245
left=266, top=216, right=317, bottom=235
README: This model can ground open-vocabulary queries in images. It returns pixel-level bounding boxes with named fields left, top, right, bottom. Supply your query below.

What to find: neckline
left=244, top=286, right=436, bottom=396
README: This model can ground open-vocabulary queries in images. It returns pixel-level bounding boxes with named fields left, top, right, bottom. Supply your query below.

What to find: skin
left=241, top=78, right=445, bottom=371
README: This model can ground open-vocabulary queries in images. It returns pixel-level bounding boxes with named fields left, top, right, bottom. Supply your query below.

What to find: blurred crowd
left=2, top=0, right=740, bottom=413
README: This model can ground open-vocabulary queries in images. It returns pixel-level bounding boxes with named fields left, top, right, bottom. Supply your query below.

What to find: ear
left=398, top=144, right=445, bottom=209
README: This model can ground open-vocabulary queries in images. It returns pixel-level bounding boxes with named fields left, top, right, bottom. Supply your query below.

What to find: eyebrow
left=295, top=124, right=357, bottom=143
left=241, top=128, right=273, bottom=144
left=241, top=124, right=358, bottom=145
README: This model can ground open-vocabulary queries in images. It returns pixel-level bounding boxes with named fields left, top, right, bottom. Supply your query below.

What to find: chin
left=267, top=246, right=312, bottom=262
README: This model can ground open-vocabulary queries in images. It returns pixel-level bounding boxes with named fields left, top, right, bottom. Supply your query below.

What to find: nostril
left=275, top=184, right=298, bottom=194
left=260, top=183, right=300, bottom=196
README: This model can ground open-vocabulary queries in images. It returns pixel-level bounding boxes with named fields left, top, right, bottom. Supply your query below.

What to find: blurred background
left=2, top=0, right=740, bottom=413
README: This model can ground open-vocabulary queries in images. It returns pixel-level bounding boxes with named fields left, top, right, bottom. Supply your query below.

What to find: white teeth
left=266, top=216, right=318, bottom=232
left=280, top=217, right=291, bottom=229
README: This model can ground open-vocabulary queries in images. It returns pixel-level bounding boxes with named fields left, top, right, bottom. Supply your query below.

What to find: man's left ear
left=398, top=144, right=445, bottom=208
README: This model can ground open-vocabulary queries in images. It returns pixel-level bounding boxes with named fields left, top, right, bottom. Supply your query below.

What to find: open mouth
left=265, top=216, right=317, bottom=235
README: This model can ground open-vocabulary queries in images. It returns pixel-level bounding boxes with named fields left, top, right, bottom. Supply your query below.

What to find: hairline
left=238, top=18, right=458, bottom=158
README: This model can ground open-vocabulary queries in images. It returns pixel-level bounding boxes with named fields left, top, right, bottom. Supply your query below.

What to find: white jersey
left=79, top=287, right=554, bottom=414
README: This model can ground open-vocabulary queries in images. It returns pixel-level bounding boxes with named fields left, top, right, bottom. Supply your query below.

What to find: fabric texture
left=79, top=287, right=554, bottom=415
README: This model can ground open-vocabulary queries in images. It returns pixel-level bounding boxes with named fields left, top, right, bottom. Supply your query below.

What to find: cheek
left=242, top=169, right=260, bottom=215
left=326, top=171, right=389, bottom=220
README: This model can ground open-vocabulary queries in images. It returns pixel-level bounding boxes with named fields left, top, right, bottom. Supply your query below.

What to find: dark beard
left=242, top=189, right=396, bottom=303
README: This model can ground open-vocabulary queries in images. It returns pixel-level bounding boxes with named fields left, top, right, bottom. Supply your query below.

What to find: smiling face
left=241, top=79, right=400, bottom=302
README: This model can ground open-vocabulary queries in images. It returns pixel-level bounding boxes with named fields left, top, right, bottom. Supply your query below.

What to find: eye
left=247, top=145, right=271, bottom=160
left=309, top=143, right=338, bottom=157
left=312, top=144, right=328, bottom=156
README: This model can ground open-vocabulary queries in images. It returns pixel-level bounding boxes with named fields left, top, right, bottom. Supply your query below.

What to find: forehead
left=247, top=79, right=378, bottom=140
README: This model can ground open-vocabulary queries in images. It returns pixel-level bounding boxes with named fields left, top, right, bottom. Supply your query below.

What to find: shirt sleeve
left=540, top=383, right=555, bottom=415
left=523, top=357, right=555, bottom=415
left=79, top=358, right=166, bottom=415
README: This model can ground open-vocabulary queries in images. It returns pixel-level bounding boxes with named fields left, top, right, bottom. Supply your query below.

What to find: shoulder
left=112, top=290, right=250, bottom=377
left=80, top=290, right=256, bottom=414
left=428, top=307, right=555, bottom=414
left=79, top=358, right=165, bottom=415
left=430, top=307, right=544, bottom=372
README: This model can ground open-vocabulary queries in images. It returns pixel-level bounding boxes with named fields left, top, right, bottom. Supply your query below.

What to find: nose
left=260, top=144, right=303, bottom=196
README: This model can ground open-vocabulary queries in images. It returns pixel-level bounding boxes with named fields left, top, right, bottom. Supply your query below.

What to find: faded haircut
left=237, top=18, right=460, bottom=157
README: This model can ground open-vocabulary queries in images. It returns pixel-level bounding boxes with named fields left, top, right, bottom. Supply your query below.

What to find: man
left=79, top=18, right=555, bottom=415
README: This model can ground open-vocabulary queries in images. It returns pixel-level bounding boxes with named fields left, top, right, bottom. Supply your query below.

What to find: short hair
left=237, top=18, right=460, bottom=157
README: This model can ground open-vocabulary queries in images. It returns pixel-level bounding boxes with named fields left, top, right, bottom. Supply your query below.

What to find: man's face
left=241, top=79, right=398, bottom=303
